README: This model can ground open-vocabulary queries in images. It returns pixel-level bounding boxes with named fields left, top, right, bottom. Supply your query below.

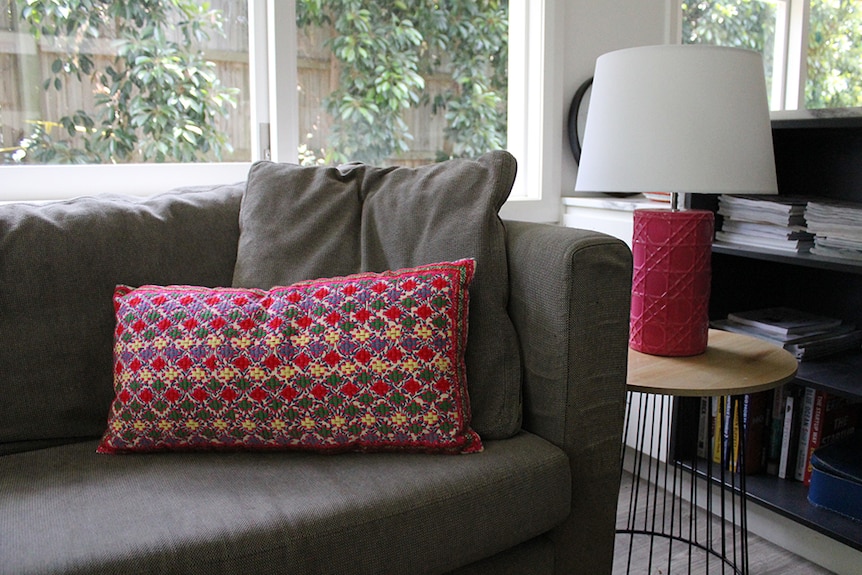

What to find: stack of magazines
left=805, top=200, right=862, bottom=261
left=715, top=195, right=814, bottom=253
left=712, top=307, right=862, bottom=361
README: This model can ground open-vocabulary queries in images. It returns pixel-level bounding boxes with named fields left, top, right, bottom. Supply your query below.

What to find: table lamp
left=574, top=45, right=778, bottom=356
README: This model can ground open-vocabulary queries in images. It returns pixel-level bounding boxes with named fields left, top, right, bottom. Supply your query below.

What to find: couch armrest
left=504, top=221, right=631, bottom=575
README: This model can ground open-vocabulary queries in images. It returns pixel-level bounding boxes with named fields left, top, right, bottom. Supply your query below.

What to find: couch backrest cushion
left=0, top=184, right=243, bottom=453
left=232, top=151, right=522, bottom=439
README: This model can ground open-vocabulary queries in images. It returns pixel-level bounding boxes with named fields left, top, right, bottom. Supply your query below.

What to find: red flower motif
left=179, top=295, right=194, bottom=306
left=210, top=317, right=227, bottom=330
left=314, top=287, right=329, bottom=299
left=341, top=382, right=359, bottom=397
left=118, top=390, right=131, bottom=404
left=383, top=307, right=401, bottom=321
left=249, top=388, right=268, bottom=402
left=311, top=384, right=328, bottom=400
left=416, top=305, right=433, bottom=320
left=233, top=356, right=251, bottom=371
left=176, top=356, right=193, bottom=371
left=263, top=354, right=282, bottom=369
left=354, top=309, right=372, bottom=322
left=402, top=379, right=421, bottom=395
left=417, top=347, right=435, bottom=362
left=354, top=349, right=372, bottom=364
left=386, top=348, right=404, bottom=362
left=372, top=381, right=389, bottom=395
left=296, top=316, right=313, bottom=329
left=183, top=318, right=199, bottom=331
left=323, top=351, right=341, bottom=366
left=294, top=353, right=311, bottom=369
left=191, top=387, right=209, bottom=402
left=164, top=388, right=182, bottom=403
left=151, top=357, right=167, bottom=371
left=371, top=282, right=388, bottom=294
left=220, top=387, right=238, bottom=402
left=325, top=311, right=341, bottom=325
left=268, top=317, right=284, bottom=330
left=233, top=296, right=248, bottom=307
left=432, top=276, right=449, bottom=290
left=157, top=318, right=173, bottom=332
left=434, top=379, right=451, bottom=393
left=132, top=320, right=147, bottom=333
left=280, top=387, right=298, bottom=401
left=239, top=318, right=256, bottom=331
left=129, top=358, right=143, bottom=372
left=138, top=388, right=154, bottom=403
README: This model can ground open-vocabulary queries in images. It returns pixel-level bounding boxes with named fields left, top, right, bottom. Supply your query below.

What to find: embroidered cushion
left=232, top=151, right=522, bottom=440
left=97, top=260, right=481, bottom=454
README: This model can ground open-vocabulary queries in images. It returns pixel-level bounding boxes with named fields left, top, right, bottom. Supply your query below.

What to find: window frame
left=2, top=0, right=561, bottom=223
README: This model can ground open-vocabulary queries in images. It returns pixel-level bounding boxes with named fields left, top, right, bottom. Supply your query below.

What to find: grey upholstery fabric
left=0, top=433, right=569, bottom=575
left=0, top=185, right=244, bottom=453
left=232, top=152, right=522, bottom=439
left=505, top=221, right=632, bottom=575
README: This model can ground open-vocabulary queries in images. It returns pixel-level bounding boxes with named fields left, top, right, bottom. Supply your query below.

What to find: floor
left=612, top=471, right=836, bottom=575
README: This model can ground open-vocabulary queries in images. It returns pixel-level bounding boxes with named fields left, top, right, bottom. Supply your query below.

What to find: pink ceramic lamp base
left=629, top=208, right=714, bottom=357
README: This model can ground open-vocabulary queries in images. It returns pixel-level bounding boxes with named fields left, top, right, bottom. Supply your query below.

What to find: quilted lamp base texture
left=630, top=209, right=714, bottom=357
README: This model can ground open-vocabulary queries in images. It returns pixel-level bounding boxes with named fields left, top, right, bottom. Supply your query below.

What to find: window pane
left=0, top=0, right=250, bottom=165
left=806, top=0, right=862, bottom=109
left=681, top=0, right=778, bottom=107
left=294, top=1, right=508, bottom=167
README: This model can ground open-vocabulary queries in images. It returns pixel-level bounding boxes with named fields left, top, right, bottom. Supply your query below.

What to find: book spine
left=778, top=394, right=795, bottom=480
left=767, top=385, right=787, bottom=475
left=803, top=390, right=827, bottom=485
left=697, top=396, right=710, bottom=459
left=794, top=387, right=817, bottom=481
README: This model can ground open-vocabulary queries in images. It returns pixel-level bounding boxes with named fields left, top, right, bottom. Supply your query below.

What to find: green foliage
left=682, top=0, right=862, bottom=110
left=807, top=0, right=862, bottom=109
left=297, top=0, right=507, bottom=165
left=14, top=0, right=238, bottom=164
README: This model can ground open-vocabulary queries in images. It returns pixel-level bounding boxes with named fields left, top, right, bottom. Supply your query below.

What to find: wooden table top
left=627, top=329, right=798, bottom=396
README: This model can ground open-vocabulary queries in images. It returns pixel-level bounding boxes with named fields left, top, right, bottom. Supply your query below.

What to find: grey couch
left=0, top=152, right=631, bottom=575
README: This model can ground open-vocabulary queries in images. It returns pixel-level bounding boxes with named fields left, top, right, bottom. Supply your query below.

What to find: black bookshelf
left=683, top=116, right=862, bottom=554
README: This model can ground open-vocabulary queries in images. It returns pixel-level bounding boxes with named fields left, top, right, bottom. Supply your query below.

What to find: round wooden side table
left=619, top=329, right=798, bottom=574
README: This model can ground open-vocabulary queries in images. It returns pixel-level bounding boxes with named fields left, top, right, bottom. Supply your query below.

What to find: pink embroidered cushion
left=97, top=260, right=481, bottom=454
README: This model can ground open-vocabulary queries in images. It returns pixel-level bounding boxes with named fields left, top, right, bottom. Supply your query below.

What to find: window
left=681, top=0, right=862, bottom=114
left=2, top=1, right=560, bottom=221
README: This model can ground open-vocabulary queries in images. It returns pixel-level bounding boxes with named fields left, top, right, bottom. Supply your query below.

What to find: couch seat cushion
left=0, top=432, right=569, bottom=575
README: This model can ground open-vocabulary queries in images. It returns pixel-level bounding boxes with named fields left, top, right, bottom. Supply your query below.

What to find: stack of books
left=805, top=200, right=862, bottom=261
left=715, top=195, right=814, bottom=253
left=711, top=306, right=862, bottom=361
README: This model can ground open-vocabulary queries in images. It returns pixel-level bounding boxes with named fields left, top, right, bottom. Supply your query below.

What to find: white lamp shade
left=574, top=45, right=778, bottom=195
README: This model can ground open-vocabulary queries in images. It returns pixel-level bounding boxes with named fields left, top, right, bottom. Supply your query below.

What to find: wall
left=559, top=0, right=674, bottom=201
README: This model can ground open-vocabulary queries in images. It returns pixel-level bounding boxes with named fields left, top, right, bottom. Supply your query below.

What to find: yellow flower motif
left=163, top=368, right=179, bottom=382
left=241, top=419, right=256, bottom=432
left=158, top=420, right=172, bottom=431
left=402, top=358, right=419, bottom=372
left=119, top=371, right=132, bottom=385
left=186, top=419, right=201, bottom=431
left=265, top=333, right=282, bottom=348
left=153, top=337, right=169, bottom=351
left=272, top=419, right=286, bottom=431
left=301, top=416, right=316, bottom=430
left=353, top=328, right=371, bottom=342
left=232, top=336, right=253, bottom=350
left=129, top=340, right=145, bottom=352
left=218, top=367, right=236, bottom=381
left=309, top=363, right=327, bottom=377
left=385, top=326, right=402, bottom=340
left=279, top=365, right=296, bottom=379
left=423, top=412, right=439, bottom=425
left=112, top=420, right=124, bottom=431
left=435, top=357, right=451, bottom=371
left=214, top=419, right=228, bottom=431
left=190, top=367, right=208, bottom=381
left=370, top=359, right=387, bottom=373
left=361, top=413, right=376, bottom=426
left=416, top=326, right=433, bottom=339
left=391, top=413, right=408, bottom=426
left=331, top=415, right=346, bottom=428
left=138, top=370, right=153, bottom=383
left=324, top=331, right=340, bottom=344
left=206, top=333, right=222, bottom=349
left=291, top=333, right=311, bottom=347
left=176, top=337, right=195, bottom=350
left=340, top=363, right=357, bottom=375
left=133, top=420, right=146, bottom=431
left=249, top=366, right=267, bottom=380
